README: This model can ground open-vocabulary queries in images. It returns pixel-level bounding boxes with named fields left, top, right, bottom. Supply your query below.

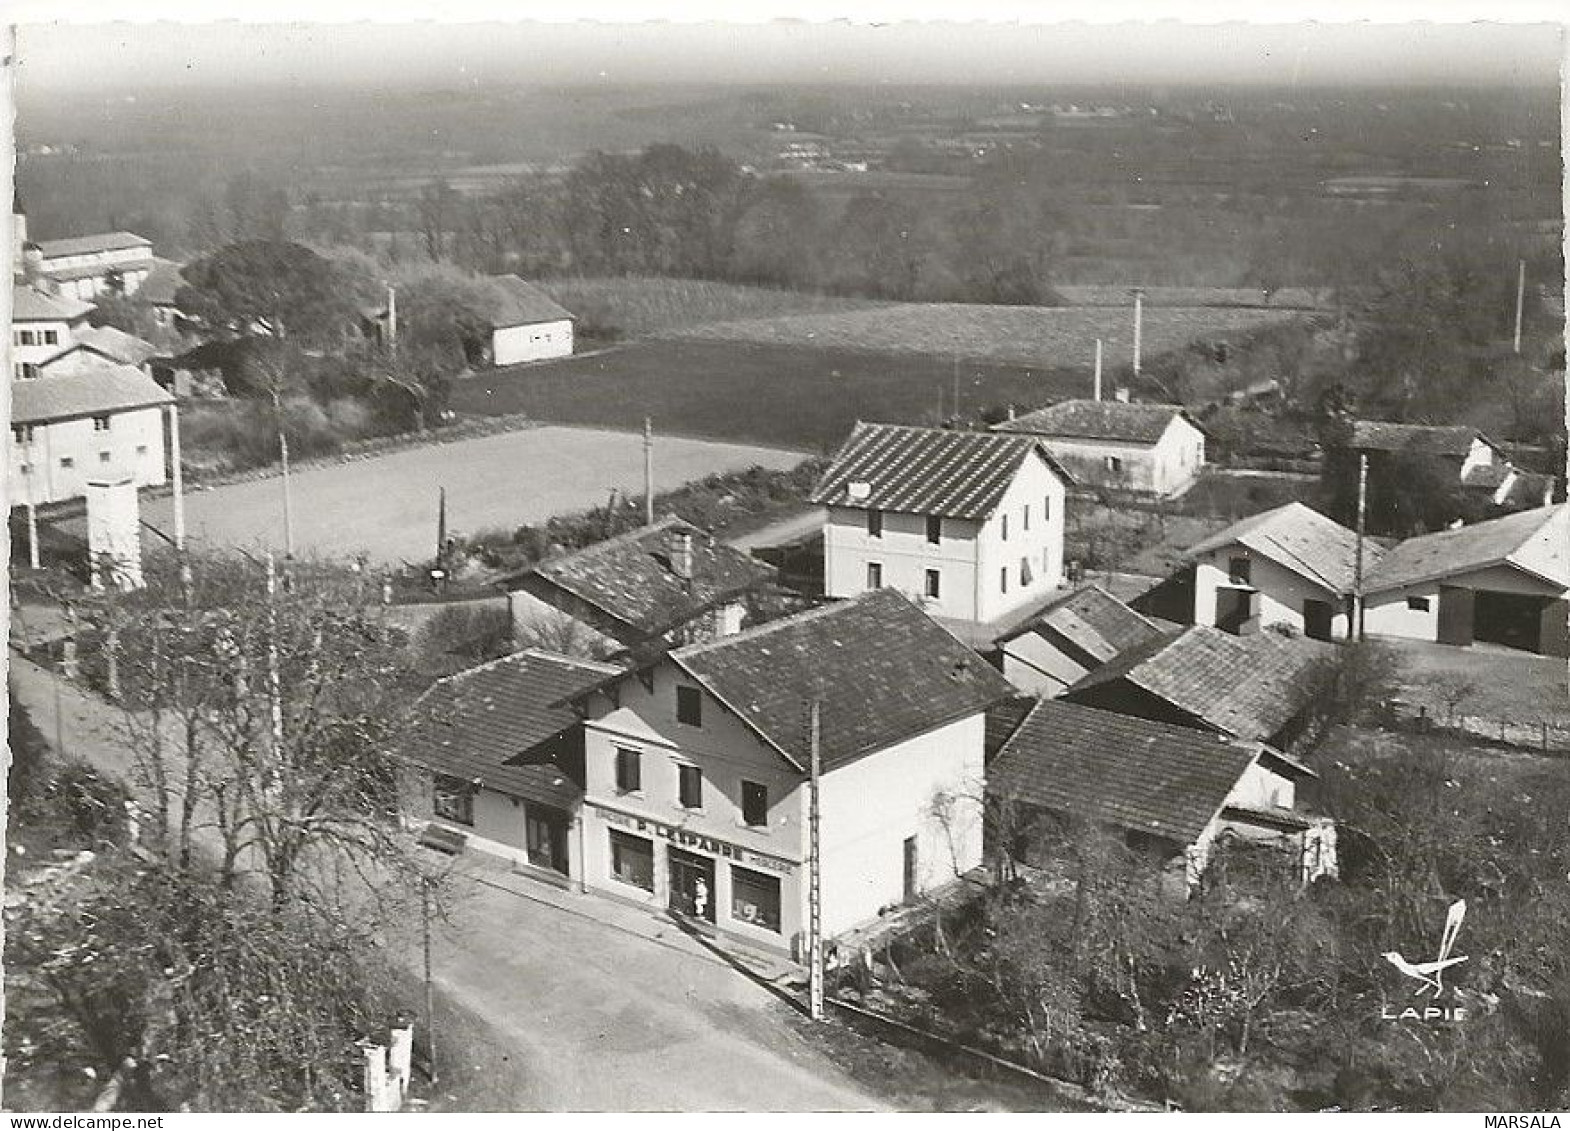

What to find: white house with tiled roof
left=995, top=399, right=1206, bottom=496
left=811, top=422, right=1073, bottom=624
left=36, top=231, right=157, bottom=301
left=11, top=284, right=93, bottom=379
left=489, top=275, right=574, bottom=365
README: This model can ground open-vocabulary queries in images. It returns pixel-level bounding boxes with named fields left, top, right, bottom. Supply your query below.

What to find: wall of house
left=1153, top=416, right=1207, bottom=496
left=508, top=587, right=622, bottom=655
left=10, top=405, right=168, bottom=506
left=49, top=267, right=153, bottom=302
left=11, top=318, right=76, bottom=376
left=409, top=772, right=582, bottom=882
left=579, top=662, right=807, bottom=954
left=816, top=713, right=985, bottom=937
left=1041, top=436, right=1160, bottom=494
left=1224, top=759, right=1297, bottom=811
left=973, top=451, right=1068, bottom=622
left=999, top=630, right=1089, bottom=695
left=492, top=319, right=573, bottom=366
left=1460, top=437, right=1504, bottom=479
left=1193, top=550, right=1349, bottom=640
left=822, top=505, right=983, bottom=618
left=1364, top=565, right=1568, bottom=644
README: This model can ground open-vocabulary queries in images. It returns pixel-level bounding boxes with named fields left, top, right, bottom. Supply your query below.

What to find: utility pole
left=1513, top=258, right=1526, bottom=355
left=436, top=487, right=447, bottom=571
left=168, top=403, right=190, bottom=600
left=271, top=388, right=295, bottom=560
left=1132, top=288, right=1145, bottom=378
left=23, top=431, right=39, bottom=569
left=265, top=551, right=284, bottom=771
left=1093, top=338, right=1104, bottom=403
left=951, top=356, right=961, bottom=423
left=643, top=417, right=655, bottom=527
left=386, top=282, right=398, bottom=357
left=807, top=698, right=824, bottom=1023
left=423, top=876, right=438, bottom=1086
left=1352, top=452, right=1368, bottom=642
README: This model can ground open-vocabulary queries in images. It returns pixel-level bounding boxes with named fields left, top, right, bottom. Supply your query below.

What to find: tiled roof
left=138, top=258, right=186, bottom=306
left=1344, top=421, right=1499, bottom=458
left=809, top=422, right=1069, bottom=519
left=996, top=399, right=1192, bottom=445
left=672, top=588, right=1017, bottom=773
left=36, top=231, right=152, bottom=259
left=1065, top=625, right=1334, bottom=742
left=991, top=698, right=1260, bottom=846
left=11, top=366, right=175, bottom=425
left=999, top=583, right=1162, bottom=662
left=74, top=325, right=159, bottom=367
left=1185, top=502, right=1379, bottom=596
left=508, top=516, right=775, bottom=642
left=400, top=649, right=618, bottom=807
left=1364, top=504, right=1570, bottom=594
left=491, top=275, right=574, bottom=327
left=11, top=285, right=94, bottom=323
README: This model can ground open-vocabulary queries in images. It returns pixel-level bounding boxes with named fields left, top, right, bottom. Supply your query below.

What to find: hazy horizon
left=16, top=20, right=1564, bottom=97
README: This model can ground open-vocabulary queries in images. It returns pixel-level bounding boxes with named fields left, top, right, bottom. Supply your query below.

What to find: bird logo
left=1382, top=899, right=1468, bottom=997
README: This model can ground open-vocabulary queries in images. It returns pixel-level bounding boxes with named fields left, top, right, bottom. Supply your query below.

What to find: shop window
left=1228, top=556, right=1252, bottom=586
left=731, top=866, right=782, bottom=933
left=866, top=561, right=883, bottom=590
left=678, top=763, right=703, bottom=809
left=1407, top=596, right=1431, bottom=612
left=676, top=685, right=703, bottom=727
left=925, top=515, right=942, bottom=544
left=433, top=774, right=474, bottom=827
left=924, top=569, right=941, bottom=599
left=609, top=830, right=654, bottom=891
left=615, top=747, right=642, bottom=793
left=866, top=509, right=883, bottom=538
left=742, top=780, right=768, bottom=827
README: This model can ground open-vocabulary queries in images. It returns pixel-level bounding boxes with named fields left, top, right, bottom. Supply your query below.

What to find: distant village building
left=1178, top=502, right=1377, bottom=641
left=995, top=399, right=1207, bottom=497
left=504, top=517, right=776, bottom=659
left=1361, top=503, right=1569, bottom=657
left=989, top=698, right=1334, bottom=890
left=10, top=366, right=175, bottom=506
left=11, top=285, right=94, bottom=379
left=1061, top=625, right=1334, bottom=750
left=36, top=231, right=157, bottom=301
left=1336, top=420, right=1548, bottom=514
left=811, top=422, right=1072, bottom=624
left=406, top=590, right=1013, bottom=957
left=991, top=583, right=1164, bottom=695
left=489, top=276, right=574, bottom=365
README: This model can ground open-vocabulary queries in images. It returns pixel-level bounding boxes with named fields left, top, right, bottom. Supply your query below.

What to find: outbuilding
left=489, top=276, right=574, bottom=365
left=995, top=399, right=1207, bottom=497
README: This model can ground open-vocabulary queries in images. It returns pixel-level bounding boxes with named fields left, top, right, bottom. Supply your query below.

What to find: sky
left=11, top=9, right=1565, bottom=95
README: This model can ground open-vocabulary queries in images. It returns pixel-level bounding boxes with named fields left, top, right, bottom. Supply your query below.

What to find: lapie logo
left=1380, top=899, right=1469, bottom=1022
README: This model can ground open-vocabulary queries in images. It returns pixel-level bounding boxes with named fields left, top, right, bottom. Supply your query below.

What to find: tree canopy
left=176, top=240, right=372, bottom=346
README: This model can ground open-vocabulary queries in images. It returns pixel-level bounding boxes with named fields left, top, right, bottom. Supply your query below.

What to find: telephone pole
left=1352, top=452, right=1368, bottom=641
left=1132, top=288, right=1145, bottom=378
left=643, top=417, right=655, bottom=526
left=807, top=698, right=825, bottom=1022
left=1093, top=338, right=1104, bottom=402
left=271, top=388, right=295, bottom=560
left=23, top=431, right=39, bottom=569
left=1513, top=258, right=1526, bottom=355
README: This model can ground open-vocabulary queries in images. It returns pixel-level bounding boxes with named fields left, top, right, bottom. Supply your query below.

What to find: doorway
left=525, top=805, right=570, bottom=877
left=668, top=847, right=717, bottom=923
left=1302, top=599, right=1334, bottom=642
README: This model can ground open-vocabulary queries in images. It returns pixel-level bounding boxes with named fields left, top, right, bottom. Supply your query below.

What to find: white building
left=1362, top=504, right=1569, bottom=657
left=995, top=399, right=1206, bottom=497
left=1182, top=502, right=1378, bottom=642
left=811, top=422, right=1072, bottom=624
left=489, top=276, right=574, bottom=366
left=11, top=285, right=93, bottom=379
left=36, top=231, right=157, bottom=301
left=10, top=366, right=175, bottom=506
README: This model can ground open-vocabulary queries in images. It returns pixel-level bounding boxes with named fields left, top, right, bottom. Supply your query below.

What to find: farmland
left=662, top=302, right=1311, bottom=370
left=449, top=339, right=1090, bottom=451
left=540, top=277, right=887, bottom=341
left=75, top=425, right=806, bottom=567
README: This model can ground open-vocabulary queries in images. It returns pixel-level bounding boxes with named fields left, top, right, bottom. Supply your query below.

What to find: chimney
left=671, top=530, right=694, bottom=581
left=1006, top=404, right=1016, bottom=421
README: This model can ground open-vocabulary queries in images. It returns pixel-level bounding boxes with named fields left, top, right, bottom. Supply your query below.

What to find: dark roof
left=36, top=231, right=152, bottom=258
left=400, top=649, right=618, bottom=807
left=1345, top=421, right=1500, bottom=458
left=1065, top=625, right=1334, bottom=742
left=1185, top=502, right=1378, bottom=596
left=11, top=285, right=94, bottom=323
left=137, top=258, right=186, bottom=307
left=1501, top=470, right=1555, bottom=510
left=996, top=399, right=1194, bottom=445
left=991, top=699, right=1261, bottom=846
left=11, top=366, right=175, bottom=425
left=809, top=422, right=1070, bottom=519
left=507, top=516, right=775, bottom=641
left=986, top=695, right=1036, bottom=761
left=491, top=275, right=575, bottom=327
left=999, top=582, right=1162, bottom=662
left=1364, top=504, right=1569, bottom=594
left=670, top=589, right=1017, bottom=773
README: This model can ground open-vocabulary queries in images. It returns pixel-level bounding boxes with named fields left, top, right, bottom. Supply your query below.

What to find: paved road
left=6, top=651, right=880, bottom=1112
left=61, top=425, right=807, bottom=567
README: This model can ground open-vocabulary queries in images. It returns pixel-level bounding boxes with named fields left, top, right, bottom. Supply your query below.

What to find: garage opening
left=1473, top=590, right=1556, bottom=654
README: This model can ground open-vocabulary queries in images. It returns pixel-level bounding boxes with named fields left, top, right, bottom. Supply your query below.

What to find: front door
left=1437, top=585, right=1475, bottom=647
left=1302, top=599, right=1334, bottom=642
left=525, top=805, right=570, bottom=876
left=668, top=848, right=716, bottom=923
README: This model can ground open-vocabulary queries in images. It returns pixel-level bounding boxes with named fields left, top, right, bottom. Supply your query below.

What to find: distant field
left=1053, top=284, right=1332, bottom=311
left=450, top=339, right=1084, bottom=451
left=662, top=303, right=1308, bottom=370
left=540, top=277, right=886, bottom=339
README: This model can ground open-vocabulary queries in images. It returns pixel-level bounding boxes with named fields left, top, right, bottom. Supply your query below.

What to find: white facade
left=822, top=448, right=1068, bottom=624
left=40, top=244, right=155, bottom=301
left=1192, top=550, right=1350, bottom=641
left=492, top=318, right=573, bottom=366
left=576, top=658, right=985, bottom=956
left=11, top=318, right=78, bottom=379
left=1040, top=415, right=1205, bottom=497
left=10, top=405, right=168, bottom=506
left=1363, top=564, right=1568, bottom=643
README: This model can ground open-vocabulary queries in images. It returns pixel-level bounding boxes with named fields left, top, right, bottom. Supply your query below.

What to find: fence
left=1388, top=699, right=1570, bottom=755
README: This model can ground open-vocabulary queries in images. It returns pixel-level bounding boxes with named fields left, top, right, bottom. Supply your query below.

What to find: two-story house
left=994, top=399, right=1207, bottom=497
left=810, top=422, right=1073, bottom=625
left=11, top=285, right=93, bottom=379
left=556, top=588, right=1014, bottom=957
